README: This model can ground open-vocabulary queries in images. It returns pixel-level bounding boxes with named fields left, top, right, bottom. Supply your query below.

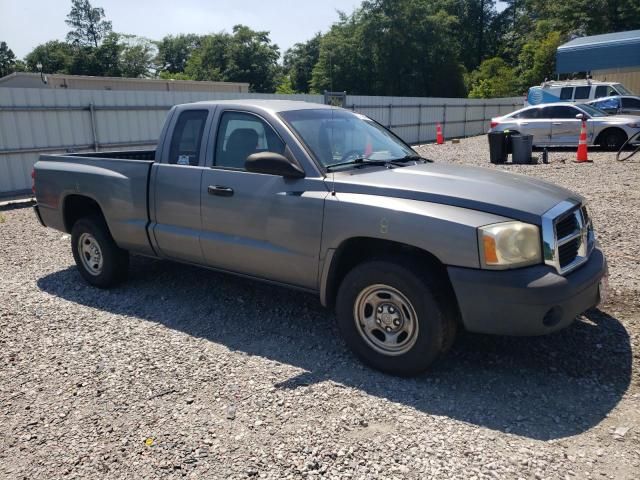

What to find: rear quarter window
left=514, top=108, right=540, bottom=119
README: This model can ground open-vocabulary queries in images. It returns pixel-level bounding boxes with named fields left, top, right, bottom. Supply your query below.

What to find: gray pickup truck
left=33, top=99, right=607, bottom=375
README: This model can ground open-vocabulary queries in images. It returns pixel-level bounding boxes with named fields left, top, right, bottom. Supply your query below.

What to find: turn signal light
left=31, top=168, right=36, bottom=194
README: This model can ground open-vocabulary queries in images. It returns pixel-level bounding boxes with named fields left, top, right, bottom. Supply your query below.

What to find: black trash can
left=488, top=131, right=507, bottom=164
left=512, top=134, right=533, bottom=164
left=504, top=130, right=514, bottom=155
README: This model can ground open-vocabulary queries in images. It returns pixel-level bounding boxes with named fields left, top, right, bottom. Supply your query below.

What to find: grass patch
left=0, top=213, right=5, bottom=223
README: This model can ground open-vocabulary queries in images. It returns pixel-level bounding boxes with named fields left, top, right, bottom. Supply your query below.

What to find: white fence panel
left=0, top=87, right=521, bottom=195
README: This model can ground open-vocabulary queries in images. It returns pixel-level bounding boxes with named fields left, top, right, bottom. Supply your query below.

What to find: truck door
left=199, top=110, right=325, bottom=289
left=149, top=108, right=212, bottom=263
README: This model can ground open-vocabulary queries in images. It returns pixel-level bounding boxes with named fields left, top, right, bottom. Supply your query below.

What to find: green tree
left=467, top=57, right=520, bottom=98
left=156, top=34, right=201, bottom=74
left=283, top=33, right=322, bottom=93
left=120, top=35, right=156, bottom=77
left=516, top=22, right=563, bottom=89
left=184, top=25, right=280, bottom=92
left=526, top=0, right=640, bottom=36
left=184, top=32, right=230, bottom=81
left=66, top=0, right=113, bottom=48
left=223, top=25, right=280, bottom=92
left=0, top=41, right=17, bottom=77
left=24, top=41, right=74, bottom=73
left=275, top=75, right=296, bottom=94
left=451, top=0, right=499, bottom=70
left=311, top=1, right=467, bottom=97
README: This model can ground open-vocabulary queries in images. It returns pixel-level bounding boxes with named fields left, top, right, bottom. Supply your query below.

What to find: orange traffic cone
left=436, top=123, right=445, bottom=145
left=575, top=119, right=591, bottom=163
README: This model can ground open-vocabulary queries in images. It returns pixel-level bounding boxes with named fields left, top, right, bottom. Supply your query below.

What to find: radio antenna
left=329, top=51, right=336, bottom=196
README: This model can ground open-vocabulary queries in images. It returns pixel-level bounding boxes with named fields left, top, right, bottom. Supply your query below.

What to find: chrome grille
left=542, top=200, right=594, bottom=275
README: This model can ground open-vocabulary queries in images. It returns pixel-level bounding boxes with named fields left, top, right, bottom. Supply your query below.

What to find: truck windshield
left=279, top=109, right=415, bottom=169
left=614, top=84, right=633, bottom=95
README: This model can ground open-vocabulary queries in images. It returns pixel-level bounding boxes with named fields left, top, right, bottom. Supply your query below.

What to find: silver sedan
left=489, top=102, right=640, bottom=150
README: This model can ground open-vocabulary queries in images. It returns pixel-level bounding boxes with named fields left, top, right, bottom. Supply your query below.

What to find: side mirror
left=575, top=113, right=586, bottom=120
left=245, top=152, right=305, bottom=178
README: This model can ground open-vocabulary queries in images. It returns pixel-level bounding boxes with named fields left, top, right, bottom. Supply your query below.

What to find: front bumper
left=447, top=246, right=607, bottom=336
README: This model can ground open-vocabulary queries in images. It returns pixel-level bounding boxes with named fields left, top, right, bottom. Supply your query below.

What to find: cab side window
left=574, top=86, right=590, bottom=100
left=594, top=86, right=616, bottom=98
left=560, top=87, right=574, bottom=100
left=168, top=110, right=208, bottom=166
left=214, top=112, right=285, bottom=170
left=622, top=97, right=640, bottom=109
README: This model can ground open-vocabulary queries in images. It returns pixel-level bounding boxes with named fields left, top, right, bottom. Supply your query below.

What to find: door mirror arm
left=245, top=152, right=305, bottom=178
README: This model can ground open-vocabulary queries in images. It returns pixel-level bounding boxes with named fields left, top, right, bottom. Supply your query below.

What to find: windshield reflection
left=279, top=109, right=414, bottom=168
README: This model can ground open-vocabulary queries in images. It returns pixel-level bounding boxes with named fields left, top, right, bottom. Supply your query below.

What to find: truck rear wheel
left=335, top=259, right=455, bottom=376
left=71, top=216, right=129, bottom=288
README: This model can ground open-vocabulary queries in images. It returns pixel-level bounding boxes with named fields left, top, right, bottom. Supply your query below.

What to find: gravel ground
left=1, top=136, right=639, bottom=479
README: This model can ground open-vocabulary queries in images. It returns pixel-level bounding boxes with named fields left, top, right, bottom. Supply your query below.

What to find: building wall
left=592, top=67, right=640, bottom=95
left=0, top=73, right=249, bottom=93
left=0, top=87, right=521, bottom=195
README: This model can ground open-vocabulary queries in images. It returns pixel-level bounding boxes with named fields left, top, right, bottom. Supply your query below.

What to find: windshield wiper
left=389, top=154, right=432, bottom=164
left=325, top=158, right=390, bottom=171
left=325, top=154, right=432, bottom=172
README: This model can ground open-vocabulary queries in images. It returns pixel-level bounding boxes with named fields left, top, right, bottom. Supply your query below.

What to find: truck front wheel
left=336, top=259, right=455, bottom=376
left=71, top=216, right=129, bottom=288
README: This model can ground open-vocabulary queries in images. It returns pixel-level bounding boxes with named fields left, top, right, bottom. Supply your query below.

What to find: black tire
left=335, top=258, right=456, bottom=376
left=599, top=129, right=627, bottom=151
left=71, top=216, right=129, bottom=288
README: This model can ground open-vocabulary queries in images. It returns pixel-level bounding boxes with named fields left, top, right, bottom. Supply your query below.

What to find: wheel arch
left=595, top=127, right=627, bottom=147
left=320, top=237, right=458, bottom=312
left=62, top=194, right=107, bottom=233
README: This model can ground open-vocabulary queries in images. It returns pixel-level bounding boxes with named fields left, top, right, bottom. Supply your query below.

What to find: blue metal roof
left=556, top=30, right=640, bottom=73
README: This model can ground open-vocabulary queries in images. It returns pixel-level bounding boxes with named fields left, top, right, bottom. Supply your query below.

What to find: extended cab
left=33, top=100, right=608, bottom=375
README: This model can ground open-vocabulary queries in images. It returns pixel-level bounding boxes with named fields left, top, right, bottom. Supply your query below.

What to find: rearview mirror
left=245, top=152, right=305, bottom=178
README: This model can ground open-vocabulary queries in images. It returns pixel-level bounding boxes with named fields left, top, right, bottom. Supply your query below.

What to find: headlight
left=478, top=221, right=542, bottom=269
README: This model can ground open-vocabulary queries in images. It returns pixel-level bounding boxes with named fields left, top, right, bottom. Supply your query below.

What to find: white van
left=526, top=80, right=634, bottom=106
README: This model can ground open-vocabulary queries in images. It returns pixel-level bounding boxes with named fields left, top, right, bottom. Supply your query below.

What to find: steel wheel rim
left=78, top=232, right=103, bottom=276
left=353, top=284, right=419, bottom=356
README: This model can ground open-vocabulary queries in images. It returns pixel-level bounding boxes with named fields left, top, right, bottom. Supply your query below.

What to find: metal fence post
left=462, top=104, right=468, bottom=138
left=442, top=104, right=447, bottom=140
left=89, top=103, right=99, bottom=151
left=482, top=102, right=487, bottom=134
left=388, top=103, right=393, bottom=129
left=417, top=104, right=423, bottom=144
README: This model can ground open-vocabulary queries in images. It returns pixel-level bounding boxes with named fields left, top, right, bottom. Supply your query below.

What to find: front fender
left=318, top=193, right=511, bottom=305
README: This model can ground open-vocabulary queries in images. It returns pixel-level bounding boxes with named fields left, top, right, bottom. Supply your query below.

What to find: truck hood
left=330, top=162, right=581, bottom=224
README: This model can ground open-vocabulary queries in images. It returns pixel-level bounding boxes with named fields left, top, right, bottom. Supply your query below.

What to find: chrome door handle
left=208, top=185, right=234, bottom=197
left=552, top=122, right=563, bottom=125
left=520, top=122, right=529, bottom=125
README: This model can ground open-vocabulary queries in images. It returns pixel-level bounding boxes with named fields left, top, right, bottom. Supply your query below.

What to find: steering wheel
left=340, top=149, right=365, bottom=162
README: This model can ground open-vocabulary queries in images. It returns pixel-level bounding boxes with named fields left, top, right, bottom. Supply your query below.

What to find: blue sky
left=1, top=0, right=362, bottom=58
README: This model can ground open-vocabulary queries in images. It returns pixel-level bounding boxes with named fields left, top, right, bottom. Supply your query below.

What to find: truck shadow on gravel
left=38, top=257, right=632, bottom=441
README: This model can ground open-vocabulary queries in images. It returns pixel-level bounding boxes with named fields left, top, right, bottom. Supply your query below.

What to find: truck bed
left=34, top=150, right=157, bottom=256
